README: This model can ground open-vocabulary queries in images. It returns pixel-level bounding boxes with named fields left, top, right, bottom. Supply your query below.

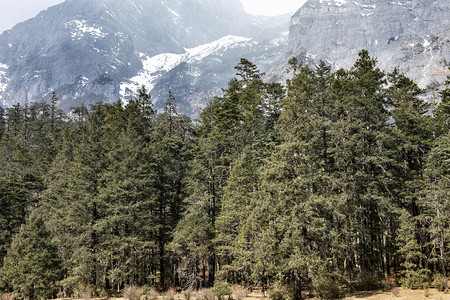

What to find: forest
left=0, top=50, right=449, bottom=299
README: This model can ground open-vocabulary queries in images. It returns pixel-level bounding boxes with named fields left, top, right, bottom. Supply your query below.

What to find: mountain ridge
left=0, top=0, right=289, bottom=114
left=274, top=0, right=450, bottom=89
left=0, top=0, right=448, bottom=115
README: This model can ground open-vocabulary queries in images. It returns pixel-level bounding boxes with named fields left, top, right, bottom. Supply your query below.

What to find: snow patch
left=168, top=8, right=181, bottom=18
left=120, top=36, right=251, bottom=98
left=65, top=20, right=108, bottom=41
left=320, top=0, right=348, bottom=6
left=354, top=1, right=376, bottom=9
left=128, top=0, right=143, bottom=15
left=0, top=63, right=9, bottom=104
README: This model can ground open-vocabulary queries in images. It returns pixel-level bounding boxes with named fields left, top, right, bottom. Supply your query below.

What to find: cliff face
left=0, top=0, right=268, bottom=113
left=1, top=0, right=447, bottom=115
left=284, top=0, right=449, bottom=87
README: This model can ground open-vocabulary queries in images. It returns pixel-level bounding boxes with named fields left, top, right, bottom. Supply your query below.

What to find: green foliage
left=432, top=274, right=449, bottom=292
left=212, top=280, right=231, bottom=300
left=269, top=290, right=285, bottom=300
left=314, top=278, right=342, bottom=299
left=168, top=204, right=214, bottom=289
left=0, top=52, right=448, bottom=298
left=0, top=213, right=61, bottom=300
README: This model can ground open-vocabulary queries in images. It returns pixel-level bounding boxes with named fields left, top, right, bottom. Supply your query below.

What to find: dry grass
left=144, top=288, right=159, bottom=300
left=124, top=285, right=143, bottom=300
left=232, top=286, right=250, bottom=300
left=163, top=288, right=177, bottom=300
left=54, top=287, right=450, bottom=300
left=74, top=285, right=92, bottom=300
left=196, top=288, right=215, bottom=300
left=342, top=287, right=450, bottom=300
left=0, top=293, right=13, bottom=300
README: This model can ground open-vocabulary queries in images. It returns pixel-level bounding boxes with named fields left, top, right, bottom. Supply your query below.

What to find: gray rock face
left=279, top=0, right=449, bottom=87
left=0, top=0, right=268, bottom=111
left=2, top=0, right=445, bottom=115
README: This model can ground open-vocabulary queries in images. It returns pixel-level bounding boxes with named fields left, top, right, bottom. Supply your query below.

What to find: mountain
left=1, top=0, right=448, bottom=115
left=273, top=0, right=450, bottom=89
left=0, top=0, right=289, bottom=114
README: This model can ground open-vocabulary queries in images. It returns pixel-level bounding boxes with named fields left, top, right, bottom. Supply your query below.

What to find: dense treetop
left=0, top=52, right=448, bottom=299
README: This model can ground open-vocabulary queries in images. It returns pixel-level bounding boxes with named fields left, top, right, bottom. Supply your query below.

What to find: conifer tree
left=0, top=213, right=61, bottom=299
left=419, top=134, right=450, bottom=276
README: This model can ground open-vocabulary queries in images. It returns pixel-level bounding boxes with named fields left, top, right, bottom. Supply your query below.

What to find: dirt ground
left=59, top=288, right=450, bottom=300
left=243, top=288, right=450, bottom=300
left=341, top=288, right=450, bottom=300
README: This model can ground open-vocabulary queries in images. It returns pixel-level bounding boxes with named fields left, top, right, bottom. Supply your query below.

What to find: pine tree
left=164, top=88, right=178, bottom=136
left=0, top=213, right=61, bottom=300
left=396, top=209, right=430, bottom=288
left=0, top=106, right=5, bottom=139
left=419, top=134, right=450, bottom=276
left=51, top=91, right=58, bottom=133
left=168, top=203, right=214, bottom=289
left=434, top=73, right=450, bottom=136
left=44, top=102, right=110, bottom=293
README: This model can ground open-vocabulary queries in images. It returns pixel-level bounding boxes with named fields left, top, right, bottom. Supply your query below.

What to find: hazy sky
left=241, top=0, right=305, bottom=16
left=0, top=0, right=306, bottom=33
left=0, top=0, right=63, bottom=33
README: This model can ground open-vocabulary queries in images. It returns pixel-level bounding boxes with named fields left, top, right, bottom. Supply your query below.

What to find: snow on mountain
left=0, top=0, right=262, bottom=112
left=0, top=63, right=8, bottom=106
left=120, top=35, right=252, bottom=98
left=271, top=0, right=450, bottom=89
left=65, top=20, right=109, bottom=41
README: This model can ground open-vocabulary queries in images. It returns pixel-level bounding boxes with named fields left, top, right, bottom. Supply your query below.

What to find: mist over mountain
left=0, top=0, right=448, bottom=115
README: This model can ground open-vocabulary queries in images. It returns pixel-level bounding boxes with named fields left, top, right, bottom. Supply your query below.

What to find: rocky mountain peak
left=0, top=0, right=263, bottom=110
left=283, top=0, right=449, bottom=88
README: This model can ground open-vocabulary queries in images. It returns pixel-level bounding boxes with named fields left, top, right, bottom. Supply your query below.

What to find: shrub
left=400, top=269, right=430, bottom=289
left=124, top=285, right=143, bottom=300
left=143, top=287, right=159, bottom=300
left=75, top=284, right=92, bottom=300
left=356, top=270, right=380, bottom=291
left=212, top=280, right=231, bottom=300
left=433, top=274, right=449, bottom=292
left=269, top=290, right=285, bottom=300
left=232, top=286, right=249, bottom=300
left=314, top=278, right=342, bottom=299
left=197, top=288, right=215, bottom=300
left=381, top=275, right=397, bottom=291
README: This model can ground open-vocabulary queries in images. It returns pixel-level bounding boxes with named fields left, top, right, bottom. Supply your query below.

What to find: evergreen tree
left=44, top=102, right=110, bottom=293
left=169, top=202, right=214, bottom=289
left=434, top=73, right=450, bottom=136
left=0, top=106, right=5, bottom=139
left=0, top=213, right=61, bottom=299
left=419, top=134, right=450, bottom=276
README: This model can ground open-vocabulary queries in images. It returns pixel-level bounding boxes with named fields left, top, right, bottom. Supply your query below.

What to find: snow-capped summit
left=0, top=0, right=286, bottom=114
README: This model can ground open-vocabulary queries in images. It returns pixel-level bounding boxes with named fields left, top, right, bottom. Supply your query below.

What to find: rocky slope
left=0, top=0, right=288, bottom=114
left=1, top=0, right=448, bottom=115
left=275, top=0, right=450, bottom=88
